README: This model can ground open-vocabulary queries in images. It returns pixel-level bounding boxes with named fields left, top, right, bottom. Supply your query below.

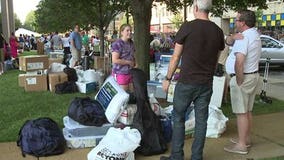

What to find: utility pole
left=1, top=0, right=15, bottom=41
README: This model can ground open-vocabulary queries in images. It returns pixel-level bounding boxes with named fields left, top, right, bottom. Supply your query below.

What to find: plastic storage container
left=63, top=116, right=112, bottom=148
left=63, top=128, right=104, bottom=149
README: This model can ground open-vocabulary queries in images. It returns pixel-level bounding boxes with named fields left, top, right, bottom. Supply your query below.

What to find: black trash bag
left=130, top=68, right=167, bottom=156
left=68, top=97, right=108, bottom=126
left=63, top=67, right=78, bottom=82
left=55, top=81, right=78, bottom=94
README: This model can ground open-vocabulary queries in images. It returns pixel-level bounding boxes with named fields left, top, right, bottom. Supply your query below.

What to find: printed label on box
left=27, top=62, right=44, bottom=70
left=26, top=77, right=37, bottom=85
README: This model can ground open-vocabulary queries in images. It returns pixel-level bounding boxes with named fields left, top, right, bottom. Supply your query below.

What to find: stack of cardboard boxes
left=18, top=54, right=69, bottom=92
left=48, top=50, right=64, bottom=66
left=18, top=55, right=49, bottom=92
left=47, top=50, right=68, bottom=93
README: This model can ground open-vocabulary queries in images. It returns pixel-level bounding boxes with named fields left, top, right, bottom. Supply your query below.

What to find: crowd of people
left=0, top=32, right=36, bottom=74
left=0, top=26, right=109, bottom=74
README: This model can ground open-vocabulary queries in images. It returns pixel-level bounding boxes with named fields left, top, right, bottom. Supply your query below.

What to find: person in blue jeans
left=161, top=0, right=224, bottom=159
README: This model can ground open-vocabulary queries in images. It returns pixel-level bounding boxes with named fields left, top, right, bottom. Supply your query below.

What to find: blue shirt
left=70, top=31, right=82, bottom=50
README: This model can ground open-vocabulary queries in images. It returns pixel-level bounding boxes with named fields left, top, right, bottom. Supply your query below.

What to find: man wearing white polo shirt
left=224, top=10, right=261, bottom=155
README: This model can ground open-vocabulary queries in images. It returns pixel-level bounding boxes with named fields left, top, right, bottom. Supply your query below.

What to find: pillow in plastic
left=95, top=76, right=129, bottom=123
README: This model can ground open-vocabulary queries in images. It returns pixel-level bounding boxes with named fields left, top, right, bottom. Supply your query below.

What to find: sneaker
left=230, top=138, right=251, bottom=148
left=160, top=156, right=171, bottom=160
left=224, top=144, right=248, bottom=155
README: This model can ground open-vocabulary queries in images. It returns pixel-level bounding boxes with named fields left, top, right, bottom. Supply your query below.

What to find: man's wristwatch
left=165, top=76, right=172, bottom=81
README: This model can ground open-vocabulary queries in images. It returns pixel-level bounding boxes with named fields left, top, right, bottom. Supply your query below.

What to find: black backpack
left=130, top=68, right=167, bottom=156
left=55, top=81, right=78, bottom=94
left=17, top=117, right=66, bottom=158
left=68, top=97, right=108, bottom=126
left=63, top=67, right=78, bottom=82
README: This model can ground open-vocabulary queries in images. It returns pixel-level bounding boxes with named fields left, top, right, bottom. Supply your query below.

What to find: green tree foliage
left=170, top=13, right=183, bottom=31
left=23, top=11, right=36, bottom=31
left=78, top=0, right=129, bottom=56
left=34, top=0, right=128, bottom=56
left=161, top=0, right=267, bottom=16
left=35, top=0, right=79, bottom=33
left=14, top=14, right=22, bottom=30
left=255, top=9, right=264, bottom=28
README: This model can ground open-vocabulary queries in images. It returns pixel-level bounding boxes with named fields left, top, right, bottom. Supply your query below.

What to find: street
left=259, top=65, right=284, bottom=101
left=259, top=65, right=284, bottom=79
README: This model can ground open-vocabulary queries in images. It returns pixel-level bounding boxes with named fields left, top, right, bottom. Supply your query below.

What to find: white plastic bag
left=83, top=69, right=101, bottom=82
left=206, top=105, right=229, bottom=138
left=49, top=62, right=66, bottom=73
left=87, top=127, right=141, bottom=160
left=149, top=93, right=161, bottom=115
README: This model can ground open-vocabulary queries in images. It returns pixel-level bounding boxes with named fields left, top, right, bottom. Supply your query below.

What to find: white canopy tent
left=15, top=28, right=41, bottom=37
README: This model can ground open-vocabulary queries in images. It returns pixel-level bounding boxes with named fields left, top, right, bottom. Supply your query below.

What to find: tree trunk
left=131, top=0, right=153, bottom=79
left=99, top=27, right=105, bottom=57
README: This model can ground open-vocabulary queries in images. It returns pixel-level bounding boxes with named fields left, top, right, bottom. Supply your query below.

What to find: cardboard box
left=48, top=58, right=63, bottom=67
left=49, top=51, right=64, bottom=58
left=48, top=72, right=68, bottom=92
left=24, top=74, right=47, bottom=92
left=19, top=55, right=49, bottom=71
left=18, top=74, right=26, bottom=87
left=37, top=42, right=44, bottom=55
left=18, top=56, right=24, bottom=71
left=76, top=81, right=97, bottom=93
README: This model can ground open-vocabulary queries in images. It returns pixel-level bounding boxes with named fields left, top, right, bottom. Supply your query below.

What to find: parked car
left=260, top=35, right=284, bottom=66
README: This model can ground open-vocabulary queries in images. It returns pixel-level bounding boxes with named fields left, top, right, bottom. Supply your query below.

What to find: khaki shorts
left=229, top=73, right=260, bottom=114
left=71, top=46, right=81, bottom=61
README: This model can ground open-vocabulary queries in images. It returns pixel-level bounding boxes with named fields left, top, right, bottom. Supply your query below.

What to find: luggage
left=63, top=67, right=78, bottom=82
left=68, top=97, right=108, bottom=126
left=17, top=117, right=66, bottom=158
left=55, top=81, right=78, bottom=94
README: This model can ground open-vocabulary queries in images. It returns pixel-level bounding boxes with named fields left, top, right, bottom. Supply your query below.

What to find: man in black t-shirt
left=161, top=0, right=224, bottom=160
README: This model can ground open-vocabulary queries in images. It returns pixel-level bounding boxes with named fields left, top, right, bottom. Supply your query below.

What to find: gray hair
left=194, top=0, right=212, bottom=13
left=238, top=10, right=256, bottom=28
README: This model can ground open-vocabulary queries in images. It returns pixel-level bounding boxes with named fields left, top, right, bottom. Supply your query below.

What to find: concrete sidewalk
left=1, top=111, right=283, bottom=160
left=265, top=76, right=284, bottom=101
